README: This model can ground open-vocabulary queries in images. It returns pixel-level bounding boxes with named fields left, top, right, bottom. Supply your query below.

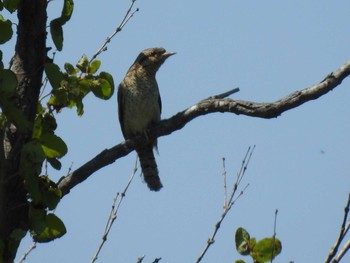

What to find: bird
left=117, top=47, right=175, bottom=191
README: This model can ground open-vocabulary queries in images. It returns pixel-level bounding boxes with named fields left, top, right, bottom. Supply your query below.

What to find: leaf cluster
left=50, top=0, right=74, bottom=51
left=235, top=227, right=282, bottom=263
left=0, top=0, right=115, bottom=245
left=45, top=55, right=114, bottom=116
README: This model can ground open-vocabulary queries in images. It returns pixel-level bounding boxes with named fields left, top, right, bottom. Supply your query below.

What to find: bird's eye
left=151, top=49, right=166, bottom=57
left=151, top=51, right=160, bottom=57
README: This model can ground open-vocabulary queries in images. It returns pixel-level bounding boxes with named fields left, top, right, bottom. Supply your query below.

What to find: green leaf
left=48, top=0, right=74, bottom=52
left=88, top=60, right=101, bottom=74
left=32, top=113, right=43, bottom=139
left=99, top=71, right=114, bottom=99
left=33, top=214, right=67, bottom=243
left=0, top=14, right=13, bottom=43
left=45, top=63, right=64, bottom=89
left=50, top=19, right=63, bottom=51
left=3, top=0, right=19, bottom=12
left=249, top=237, right=256, bottom=249
left=235, top=260, right=246, bottom=263
left=47, top=157, right=62, bottom=170
left=76, top=54, right=89, bottom=73
left=29, top=206, right=47, bottom=234
left=43, top=185, right=62, bottom=210
left=44, top=187, right=62, bottom=210
left=59, top=0, right=74, bottom=25
left=251, top=238, right=282, bottom=263
left=33, top=112, right=58, bottom=140
left=42, top=113, right=58, bottom=132
left=47, top=85, right=69, bottom=108
left=20, top=141, right=46, bottom=202
left=39, top=176, right=62, bottom=210
left=235, top=227, right=251, bottom=256
left=75, top=99, right=84, bottom=116
left=64, top=62, right=77, bottom=75
left=22, top=140, right=46, bottom=164
left=91, top=78, right=111, bottom=100
left=40, top=133, right=68, bottom=158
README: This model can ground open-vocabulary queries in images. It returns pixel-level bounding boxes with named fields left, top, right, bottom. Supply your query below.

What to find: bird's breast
left=121, top=81, right=161, bottom=137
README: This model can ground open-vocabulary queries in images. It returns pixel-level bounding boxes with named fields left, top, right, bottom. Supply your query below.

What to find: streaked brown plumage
left=117, top=47, right=175, bottom=191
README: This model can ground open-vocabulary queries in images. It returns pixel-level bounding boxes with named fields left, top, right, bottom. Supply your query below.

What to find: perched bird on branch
left=117, top=47, right=175, bottom=191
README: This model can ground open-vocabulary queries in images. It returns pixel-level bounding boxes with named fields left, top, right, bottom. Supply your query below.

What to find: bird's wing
left=158, top=93, right=162, bottom=115
left=117, top=83, right=127, bottom=138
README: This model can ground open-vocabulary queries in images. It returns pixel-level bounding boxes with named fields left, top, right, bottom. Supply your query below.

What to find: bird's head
left=133, top=47, right=176, bottom=75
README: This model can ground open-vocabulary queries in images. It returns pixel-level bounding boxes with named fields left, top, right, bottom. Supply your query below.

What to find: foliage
left=0, top=0, right=114, bottom=250
left=235, top=227, right=282, bottom=263
left=45, top=56, right=114, bottom=116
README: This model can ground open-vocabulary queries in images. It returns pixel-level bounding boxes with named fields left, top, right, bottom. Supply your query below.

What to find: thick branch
left=57, top=60, right=350, bottom=196
left=1, top=0, right=47, bottom=262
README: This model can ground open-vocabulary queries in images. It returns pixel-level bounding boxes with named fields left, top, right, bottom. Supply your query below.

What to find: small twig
left=136, top=255, right=145, bottom=263
left=16, top=242, right=37, bottom=263
left=273, top=210, right=278, bottom=237
left=57, top=162, right=74, bottom=185
left=89, top=0, right=139, bottom=63
left=325, top=192, right=350, bottom=263
left=152, top=258, right=162, bottom=263
left=228, top=145, right=255, bottom=205
left=195, top=147, right=255, bottom=263
left=271, top=209, right=278, bottom=263
left=201, top=87, right=240, bottom=102
left=90, top=158, right=138, bottom=263
left=333, top=239, right=350, bottom=263
left=222, top=157, right=227, bottom=209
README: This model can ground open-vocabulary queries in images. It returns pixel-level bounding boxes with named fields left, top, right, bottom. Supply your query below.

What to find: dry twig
left=136, top=255, right=145, bottom=263
left=90, top=0, right=139, bottom=62
left=271, top=209, right=278, bottom=263
left=195, top=146, right=255, bottom=263
left=90, top=158, right=138, bottom=263
left=16, top=242, right=37, bottom=263
left=325, top=193, right=350, bottom=263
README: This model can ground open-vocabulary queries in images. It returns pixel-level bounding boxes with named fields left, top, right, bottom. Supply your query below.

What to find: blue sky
left=2, top=0, right=350, bottom=262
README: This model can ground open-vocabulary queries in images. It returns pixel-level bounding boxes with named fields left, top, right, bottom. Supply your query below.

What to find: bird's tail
left=137, top=147, right=163, bottom=191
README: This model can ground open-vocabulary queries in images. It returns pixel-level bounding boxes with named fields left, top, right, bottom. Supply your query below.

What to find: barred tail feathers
left=137, top=147, right=162, bottom=191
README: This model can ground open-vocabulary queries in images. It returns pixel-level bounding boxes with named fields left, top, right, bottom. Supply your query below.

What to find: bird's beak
left=163, top=51, right=176, bottom=58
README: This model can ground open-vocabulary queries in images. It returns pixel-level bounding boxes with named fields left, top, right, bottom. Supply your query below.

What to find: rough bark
left=0, top=0, right=47, bottom=262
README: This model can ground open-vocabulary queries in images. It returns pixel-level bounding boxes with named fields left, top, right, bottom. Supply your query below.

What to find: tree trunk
left=0, top=0, right=47, bottom=261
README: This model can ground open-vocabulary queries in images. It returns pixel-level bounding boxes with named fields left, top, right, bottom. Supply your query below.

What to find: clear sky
left=2, top=0, right=350, bottom=262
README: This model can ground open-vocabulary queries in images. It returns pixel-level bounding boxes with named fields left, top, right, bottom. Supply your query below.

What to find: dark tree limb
left=0, top=0, right=47, bottom=262
left=57, top=60, right=350, bottom=196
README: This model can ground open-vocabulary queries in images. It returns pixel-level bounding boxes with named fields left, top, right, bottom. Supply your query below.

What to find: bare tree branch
left=89, top=0, right=139, bottom=62
left=16, top=242, right=37, bottom=263
left=333, top=239, right=350, bottom=263
left=271, top=209, right=279, bottom=263
left=90, top=158, right=138, bottom=263
left=195, top=147, right=254, bottom=263
left=135, top=255, right=145, bottom=263
left=325, top=193, right=350, bottom=263
left=57, top=60, right=350, bottom=196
